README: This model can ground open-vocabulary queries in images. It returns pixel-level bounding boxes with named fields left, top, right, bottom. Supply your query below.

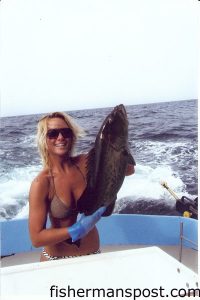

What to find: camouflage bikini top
left=49, top=165, right=86, bottom=219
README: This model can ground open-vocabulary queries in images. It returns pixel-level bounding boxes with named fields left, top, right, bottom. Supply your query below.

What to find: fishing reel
left=161, top=181, right=198, bottom=220
left=176, top=196, right=198, bottom=219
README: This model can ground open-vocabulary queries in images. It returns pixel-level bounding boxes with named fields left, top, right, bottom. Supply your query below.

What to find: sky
left=1, top=0, right=199, bottom=117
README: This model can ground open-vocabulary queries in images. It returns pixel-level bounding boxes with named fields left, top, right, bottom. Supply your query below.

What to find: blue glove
left=68, top=206, right=106, bottom=242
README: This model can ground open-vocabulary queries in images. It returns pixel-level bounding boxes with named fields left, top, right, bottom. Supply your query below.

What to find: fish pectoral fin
left=128, top=153, right=136, bottom=166
left=77, top=187, right=90, bottom=213
left=77, top=186, right=96, bottom=215
left=123, top=149, right=136, bottom=166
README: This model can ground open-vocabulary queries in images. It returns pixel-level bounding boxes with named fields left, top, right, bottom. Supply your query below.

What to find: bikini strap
left=49, top=163, right=86, bottom=203
left=74, top=164, right=87, bottom=184
left=49, top=168, right=77, bottom=213
left=49, top=168, right=59, bottom=199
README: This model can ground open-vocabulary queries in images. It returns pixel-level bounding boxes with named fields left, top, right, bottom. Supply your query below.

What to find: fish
left=77, top=104, right=136, bottom=216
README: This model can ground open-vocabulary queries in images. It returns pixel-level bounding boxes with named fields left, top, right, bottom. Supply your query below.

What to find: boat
left=1, top=214, right=198, bottom=298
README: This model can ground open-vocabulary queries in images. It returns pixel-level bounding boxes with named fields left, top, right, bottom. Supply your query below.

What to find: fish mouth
left=114, top=104, right=127, bottom=117
left=101, top=104, right=128, bottom=140
left=109, top=104, right=127, bottom=125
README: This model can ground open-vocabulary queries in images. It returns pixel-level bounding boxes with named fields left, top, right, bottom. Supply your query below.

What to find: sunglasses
left=47, top=128, right=74, bottom=139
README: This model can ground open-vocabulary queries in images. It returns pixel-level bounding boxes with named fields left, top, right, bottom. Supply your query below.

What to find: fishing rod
left=160, top=181, right=198, bottom=219
left=161, top=181, right=180, bottom=200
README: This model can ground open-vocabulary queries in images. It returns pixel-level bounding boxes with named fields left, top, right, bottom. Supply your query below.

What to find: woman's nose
left=57, top=132, right=65, bottom=139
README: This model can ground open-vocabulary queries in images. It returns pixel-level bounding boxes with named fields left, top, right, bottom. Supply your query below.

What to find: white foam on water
left=14, top=202, right=30, bottom=220
left=0, top=165, right=41, bottom=220
left=134, top=139, right=197, bottom=167
left=0, top=162, right=193, bottom=220
left=117, top=163, right=188, bottom=203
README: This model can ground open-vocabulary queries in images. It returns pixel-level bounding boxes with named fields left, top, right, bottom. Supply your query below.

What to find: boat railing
left=179, top=221, right=198, bottom=262
left=1, top=214, right=198, bottom=257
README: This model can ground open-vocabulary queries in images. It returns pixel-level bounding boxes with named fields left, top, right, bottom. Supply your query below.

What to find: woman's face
left=46, top=118, right=73, bottom=157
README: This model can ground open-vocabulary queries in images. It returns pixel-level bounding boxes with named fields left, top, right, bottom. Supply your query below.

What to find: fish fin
left=77, top=187, right=89, bottom=213
left=87, top=147, right=97, bottom=188
left=102, top=201, right=116, bottom=216
left=77, top=186, right=94, bottom=214
left=123, top=149, right=136, bottom=165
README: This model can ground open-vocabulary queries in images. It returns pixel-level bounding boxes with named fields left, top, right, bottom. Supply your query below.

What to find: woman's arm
left=29, top=174, right=71, bottom=248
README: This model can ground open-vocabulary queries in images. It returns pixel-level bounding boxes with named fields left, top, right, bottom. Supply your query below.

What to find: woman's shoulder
left=29, top=169, right=51, bottom=203
left=71, top=153, right=88, bottom=164
left=30, top=169, right=50, bottom=190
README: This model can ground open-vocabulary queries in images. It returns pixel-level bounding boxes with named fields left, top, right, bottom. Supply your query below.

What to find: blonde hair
left=36, top=112, right=85, bottom=168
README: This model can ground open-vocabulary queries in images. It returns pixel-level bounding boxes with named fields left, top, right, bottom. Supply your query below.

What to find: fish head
left=100, top=104, right=128, bottom=149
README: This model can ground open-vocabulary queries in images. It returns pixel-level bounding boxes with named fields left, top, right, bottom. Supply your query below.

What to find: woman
left=29, top=112, right=135, bottom=261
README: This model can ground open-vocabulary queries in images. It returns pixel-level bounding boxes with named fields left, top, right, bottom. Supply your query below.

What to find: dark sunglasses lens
left=61, top=128, right=73, bottom=138
left=47, top=128, right=73, bottom=139
left=47, top=129, right=59, bottom=139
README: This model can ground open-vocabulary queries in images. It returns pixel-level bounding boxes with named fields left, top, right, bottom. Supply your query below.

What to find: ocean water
left=0, top=99, right=197, bottom=220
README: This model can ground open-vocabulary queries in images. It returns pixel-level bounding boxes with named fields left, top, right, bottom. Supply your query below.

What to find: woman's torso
left=41, top=155, right=100, bottom=260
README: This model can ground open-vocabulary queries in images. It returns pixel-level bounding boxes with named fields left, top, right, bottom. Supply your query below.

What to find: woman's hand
left=68, top=207, right=106, bottom=242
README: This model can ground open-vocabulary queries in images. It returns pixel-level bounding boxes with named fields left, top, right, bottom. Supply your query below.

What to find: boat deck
left=1, top=244, right=198, bottom=274
left=2, top=247, right=199, bottom=299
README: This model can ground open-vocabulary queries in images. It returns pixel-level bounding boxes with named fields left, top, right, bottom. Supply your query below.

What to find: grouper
left=77, top=104, right=136, bottom=216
